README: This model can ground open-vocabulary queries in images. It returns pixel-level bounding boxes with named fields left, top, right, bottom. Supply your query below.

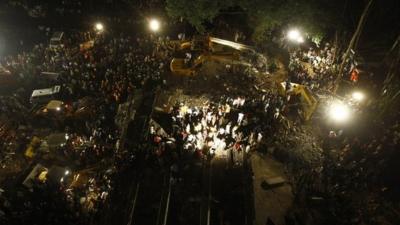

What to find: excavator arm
left=169, top=36, right=262, bottom=76
left=209, top=37, right=255, bottom=53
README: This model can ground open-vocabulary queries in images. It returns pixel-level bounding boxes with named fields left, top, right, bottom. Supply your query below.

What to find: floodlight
left=149, top=19, right=160, bottom=32
left=288, top=29, right=301, bottom=41
left=95, top=23, right=104, bottom=32
left=329, top=102, right=351, bottom=122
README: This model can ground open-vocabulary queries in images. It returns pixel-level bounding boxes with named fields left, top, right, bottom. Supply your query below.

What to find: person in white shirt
left=264, top=102, right=270, bottom=113
left=187, top=134, right=195, bottom=143
left=232, top=126, right=238, bottom=139
left=196, top=136, right=204, bottom=150
left=239, top=97, right=245, bottom=107
left=225, top=122, right=231, bottom=134
left=206, top=112, right=212, bottom=123
left=201, top=117, right=207, bottom=129
left=211, top=114, right=217, bottom=126
left=274, top=108, right=280, bottom=119
left=257, top=132, right=263, bottom=143
left=186, top=124, right=191, bottom=134
left=218, top=138, right=227, bottom=152
left=245, top=145, right=251, bottom=153
left=237, top=112, right=244, bottom=125
left=184, top=52, right=192, bottom=65
left=225, top=104, right=231, bottom=113
left=194, top=123, right=202, bottom=132
left=232, top=98, right=240, bottom=107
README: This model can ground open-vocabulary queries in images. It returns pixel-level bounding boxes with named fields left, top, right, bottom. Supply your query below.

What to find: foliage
left=238, top=0, right=341, bottom=42
left=165, top=0, right=344, bottom=43
left=166, top=0, right=236, bottom=33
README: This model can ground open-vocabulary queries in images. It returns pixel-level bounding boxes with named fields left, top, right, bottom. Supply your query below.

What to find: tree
left=334, top=0, right=374, bottom=93
left=165, top=0, right=344, bottom=42
left=379, top=35, right=400, bottom=116
left=242, top=0, right=335, bottom=42
left=166, top=0, right=235, bottom=33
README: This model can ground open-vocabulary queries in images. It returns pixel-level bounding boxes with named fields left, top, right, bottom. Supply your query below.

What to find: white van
left=30, top=85, right=61, bottom=104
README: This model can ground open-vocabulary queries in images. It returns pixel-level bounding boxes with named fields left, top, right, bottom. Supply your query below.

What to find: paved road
left=198, top=154, right=251, bottom=225
left=99, top=84, right=158, bottom=225
left=250, top=153, right=293, bottom=225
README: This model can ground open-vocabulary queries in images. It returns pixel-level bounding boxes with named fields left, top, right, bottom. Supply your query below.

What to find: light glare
left=95, top=23, right=104, bottom=31
left=352, top=92, right=364, bottom=101
left=288, top=29, right=300, bottom=41
left=329, top=102, right=351, bottom=122
left=149, top=19, right=160, bottom=32
left=287, top=29, right=305, bottom=43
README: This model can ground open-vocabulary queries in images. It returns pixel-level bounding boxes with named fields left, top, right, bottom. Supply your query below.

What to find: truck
left=30, top=85, right=61, bottom=105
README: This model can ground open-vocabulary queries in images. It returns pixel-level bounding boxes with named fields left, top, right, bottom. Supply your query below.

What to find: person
left=350, top=68, right=359, bottom=82
left=237, top=112, right=244, bottom=125
left=257, top=132, right=263, bottom=143
left=234, top=31, right=239, bottom=42
left=274, top=108, right=280, bottom=120
left=184, top=52, right=192, bottom=65
left=178, top=33, right=185, bottom=40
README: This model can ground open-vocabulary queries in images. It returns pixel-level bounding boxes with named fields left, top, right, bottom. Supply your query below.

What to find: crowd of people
left=0, top=95, right=29, bottom=173
left=0, top=121, right=17, bottom=169
left=288, top=42, right=338, bottom=91
left=318, top=112, right=400, bottom=223
left=283, top=42, right=400, bottom=223
left=0, top=3, right=398, bottom=222
left=63, top=169, right=113, bottom=219
left=0, top=23, right=173, bottom=224
left=63, top=131, right=115, bottom=167
left=148, top=91, right=290, bottom=173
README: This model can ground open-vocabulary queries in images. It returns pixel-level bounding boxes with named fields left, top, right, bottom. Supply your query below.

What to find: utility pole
left=333, top=0, right=374, bottom=93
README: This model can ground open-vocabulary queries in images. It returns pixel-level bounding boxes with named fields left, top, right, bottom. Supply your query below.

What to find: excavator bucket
left=301, top=87, right=318, bottom=121
left=170, top=58, right=195, bottom=76
left=280, top=82, right=318, bottom=121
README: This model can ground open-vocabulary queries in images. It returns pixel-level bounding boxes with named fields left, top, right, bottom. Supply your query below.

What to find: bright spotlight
left=56, top=107, right=61, bottom=111
left=352, top=92, right=364, bottom=101
left=288, top=29, right=300, bottom=41
left=95, top=23, right=104, bottom=32
left=149, top=19, right=160, bottom=32
left=65, top=170, right=70, bottom=176
left=329, top=102, right=351, bottom=122
left=287, top=29, right=305, bottom=43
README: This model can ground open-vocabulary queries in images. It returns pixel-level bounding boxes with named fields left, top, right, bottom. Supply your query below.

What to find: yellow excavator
left=276, top=82, right=318, bottom=121
left=169, top=35, right=259, bottom=76
left=168, top=36, right=318, bottom=120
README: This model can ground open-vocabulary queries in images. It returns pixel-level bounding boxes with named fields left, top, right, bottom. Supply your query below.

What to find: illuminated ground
left=152, top=54, right=295, bottom=225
